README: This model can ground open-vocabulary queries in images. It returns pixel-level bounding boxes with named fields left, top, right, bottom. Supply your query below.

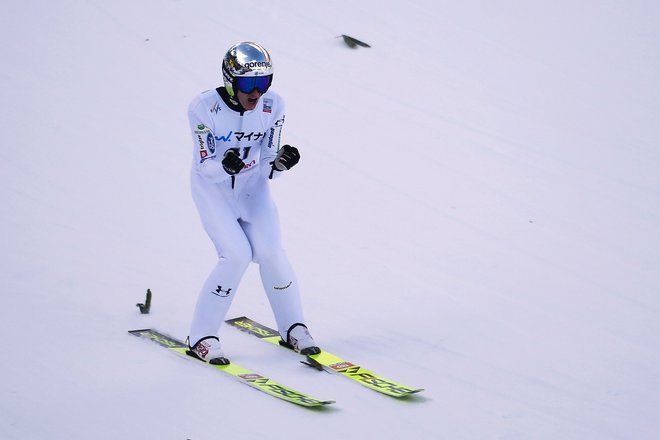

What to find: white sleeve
left=259, top=95, right=286, bottom=179
left=188, top=97, right=230, bottom=184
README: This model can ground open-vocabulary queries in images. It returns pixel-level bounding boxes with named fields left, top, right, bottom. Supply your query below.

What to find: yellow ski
left=225, top=316, right=423, bottom=398
left=129, top=328, right=335, bottom=407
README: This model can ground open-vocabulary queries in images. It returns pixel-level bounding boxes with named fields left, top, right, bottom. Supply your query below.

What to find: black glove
left=222, top=149, right=245, bottom=175
left=272, top=145, right=300, bottom=171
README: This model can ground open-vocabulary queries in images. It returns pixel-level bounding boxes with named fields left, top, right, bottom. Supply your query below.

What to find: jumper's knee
left=251, top=245, right=285, bottom=265
left=213, top=239, right=253, bottom=272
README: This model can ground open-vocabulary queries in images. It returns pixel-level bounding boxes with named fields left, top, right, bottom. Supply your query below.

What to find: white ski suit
left=186, top=87, right=305, bottom=347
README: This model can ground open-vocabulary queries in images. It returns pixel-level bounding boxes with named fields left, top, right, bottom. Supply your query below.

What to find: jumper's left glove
left=272, top=145, right=300, bottom=171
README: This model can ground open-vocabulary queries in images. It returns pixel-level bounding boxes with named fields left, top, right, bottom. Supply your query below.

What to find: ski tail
left=225, top=316, right=282, bottom=346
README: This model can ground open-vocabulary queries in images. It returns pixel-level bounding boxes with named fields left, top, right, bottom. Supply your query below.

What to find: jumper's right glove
left=272, top=145, right=300, bottom=171
left=222, top=149, right=246, bottom=175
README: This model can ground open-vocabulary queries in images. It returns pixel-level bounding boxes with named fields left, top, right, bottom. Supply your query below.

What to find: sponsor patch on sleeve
left=194, top=123, right=214, bottom=162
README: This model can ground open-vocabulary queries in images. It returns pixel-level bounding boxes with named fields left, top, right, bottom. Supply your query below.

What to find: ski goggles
left=234, top=75, right=273, bottom=94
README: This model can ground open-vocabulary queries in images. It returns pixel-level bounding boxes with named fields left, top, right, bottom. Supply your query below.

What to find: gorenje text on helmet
left=244, top=61, right=271, bottom=69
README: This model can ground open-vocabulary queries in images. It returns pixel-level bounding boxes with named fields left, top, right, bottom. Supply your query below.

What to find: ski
left=128, top=328, right=335, bottom=408
left=225, top=316, right=424, bottom=398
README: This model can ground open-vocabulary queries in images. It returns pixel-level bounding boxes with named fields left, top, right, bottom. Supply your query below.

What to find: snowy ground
left=2, top=1, right=660, bottom=439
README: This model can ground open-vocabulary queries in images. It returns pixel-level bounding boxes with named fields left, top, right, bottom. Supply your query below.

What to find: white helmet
left=222, top=42, right=274, bottom=97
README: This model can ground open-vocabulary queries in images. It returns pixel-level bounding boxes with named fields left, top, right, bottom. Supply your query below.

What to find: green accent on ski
left=225, top=316, right=424, bottom=398
left=128, top=328, right=335, bottom=407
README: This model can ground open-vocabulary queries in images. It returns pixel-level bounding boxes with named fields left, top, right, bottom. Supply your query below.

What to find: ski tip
left=307, top=399, right=336, bottom=407
left=399, top=388, right=425, bottom=397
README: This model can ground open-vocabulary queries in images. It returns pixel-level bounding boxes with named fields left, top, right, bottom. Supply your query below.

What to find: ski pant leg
left=188, top=179, right=252, bottom=346
left=240, top=179, right=307, bottom=339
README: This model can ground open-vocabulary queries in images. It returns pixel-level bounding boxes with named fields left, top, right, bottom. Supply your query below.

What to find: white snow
left=2, top=1, right=660, bottom=439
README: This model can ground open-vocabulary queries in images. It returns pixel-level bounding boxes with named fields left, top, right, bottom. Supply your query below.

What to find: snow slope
left=2, top=1, right=660, bottom=438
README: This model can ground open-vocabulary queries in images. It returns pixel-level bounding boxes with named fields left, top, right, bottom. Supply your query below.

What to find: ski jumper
left=187, top=87, right=305, bottom=346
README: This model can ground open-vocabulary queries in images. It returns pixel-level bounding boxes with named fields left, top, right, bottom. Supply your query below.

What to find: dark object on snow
left=136, top=289, right=152, bottom=314
left=340, top=34, right=371, bottom=49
